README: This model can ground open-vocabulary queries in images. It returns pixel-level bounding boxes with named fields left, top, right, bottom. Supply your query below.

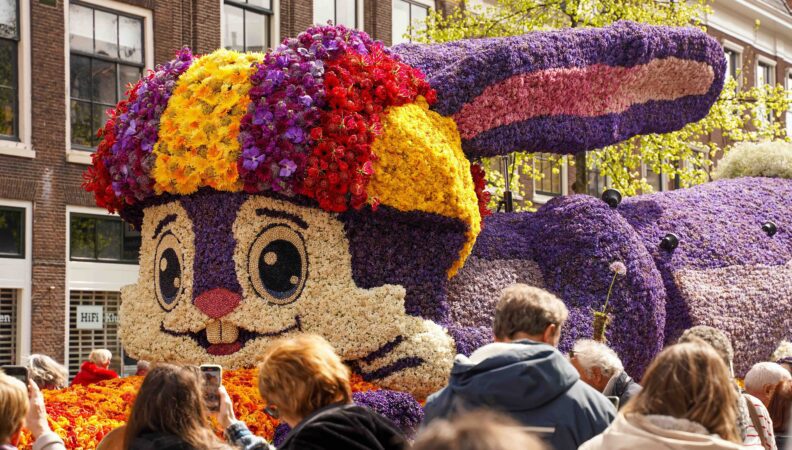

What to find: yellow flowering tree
left=414, top=0, right=792, bottom=207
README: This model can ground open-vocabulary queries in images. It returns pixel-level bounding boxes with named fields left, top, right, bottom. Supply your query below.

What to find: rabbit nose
left=194, top=288, right=242, bottom=319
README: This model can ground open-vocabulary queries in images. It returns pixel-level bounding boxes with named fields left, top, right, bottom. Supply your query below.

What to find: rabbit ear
left=393, top=21, right=726, bottom=159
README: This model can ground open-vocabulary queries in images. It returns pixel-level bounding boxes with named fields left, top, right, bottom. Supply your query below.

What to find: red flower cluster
left=470, top=163, right=492, bottom=219
left=298, top=44, right=436, bottom=211
left=82, top=81, right=142, bottom=214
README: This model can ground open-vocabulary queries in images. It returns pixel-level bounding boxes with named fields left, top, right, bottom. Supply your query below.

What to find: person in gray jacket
left=569, top=339, right=642, bottom=410
left=423, top=284, right=616, bottom=450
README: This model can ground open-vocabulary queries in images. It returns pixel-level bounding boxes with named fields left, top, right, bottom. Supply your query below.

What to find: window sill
left=0, top=141, right=35, bottom=159
left=66, top=149, right=94, bottom=165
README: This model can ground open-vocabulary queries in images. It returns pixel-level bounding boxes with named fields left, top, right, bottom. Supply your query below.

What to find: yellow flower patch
left=369, top=97, right=481, bottom=277
left=152, top=49, right=263, bottom=195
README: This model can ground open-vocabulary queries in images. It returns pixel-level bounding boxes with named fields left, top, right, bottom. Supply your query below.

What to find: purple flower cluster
left=393, top=21, right=725, bottom=159
left=271, top=390, right=423, bottom=446
left=353, top=390, right=424, bottom=438
left=342, top=205, right=469, bottom=324
left=237, top=24, right=377, bottom=194
left=109, top=48, right=194, bottom=204
left=619, top=177, right=792, bottom=375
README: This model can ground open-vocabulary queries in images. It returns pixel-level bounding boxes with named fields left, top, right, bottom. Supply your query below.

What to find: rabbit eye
left=248, top=225, right=308, bottom=305
left=154, top=232, right=185, bottom=311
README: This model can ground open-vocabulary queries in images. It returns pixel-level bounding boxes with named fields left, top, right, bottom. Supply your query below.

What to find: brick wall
left=279, top=0, right=313, bottom=41
left=0, top=0, right=221, bottom=362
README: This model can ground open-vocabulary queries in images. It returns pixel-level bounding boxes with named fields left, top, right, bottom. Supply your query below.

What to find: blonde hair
left=89, top=349, right=112, bottom=366
left=0, top=372, right=29, bottom=443
left=258, top=334, right=352, bottom=420
left=624, top=342, right=740, bottom=442
left=494, top=284, right=568, bottom=340
left=27, top=354, right=68, bottom=390
left=412, top=410, right=547, bottom=450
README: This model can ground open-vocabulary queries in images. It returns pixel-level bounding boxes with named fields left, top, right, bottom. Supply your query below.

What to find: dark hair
left=123, top=364, right=226, bottom=450
left=768, top=380, right=791, bottom=434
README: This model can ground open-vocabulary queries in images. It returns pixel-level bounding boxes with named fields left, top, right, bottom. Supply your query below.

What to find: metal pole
left=501, top=155, right=513, bottom=212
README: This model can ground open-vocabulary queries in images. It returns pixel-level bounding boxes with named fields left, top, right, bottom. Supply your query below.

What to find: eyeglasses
left=264, top=404, right=280, bottom=419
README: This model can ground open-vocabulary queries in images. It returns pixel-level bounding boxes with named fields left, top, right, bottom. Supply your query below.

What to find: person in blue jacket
left=423, top=284, right=616, bottom=450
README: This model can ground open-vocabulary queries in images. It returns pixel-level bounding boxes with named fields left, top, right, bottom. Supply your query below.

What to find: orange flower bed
left=18, top=369, right=379, bottom=450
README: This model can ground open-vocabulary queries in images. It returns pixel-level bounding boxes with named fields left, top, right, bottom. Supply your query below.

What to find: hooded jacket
left=71, top=361, right=119, bottom=386
left=604, top=371, right=642, bottom=410
left=579, top=414, right=746, bottom=450
left=423, top=340, right=616, bottom=450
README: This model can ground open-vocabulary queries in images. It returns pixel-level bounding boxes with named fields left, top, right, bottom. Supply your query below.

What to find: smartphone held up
left=200, top=364, right=223, bottom=412
left=1, top=365, right=29, bottom=386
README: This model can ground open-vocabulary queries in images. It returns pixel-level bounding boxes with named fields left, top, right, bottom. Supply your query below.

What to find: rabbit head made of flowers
left=83, top=22, right=725, bottom=397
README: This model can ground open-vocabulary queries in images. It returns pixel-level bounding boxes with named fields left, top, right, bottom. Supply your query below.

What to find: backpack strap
left=744, top=394, right=770, bottom=449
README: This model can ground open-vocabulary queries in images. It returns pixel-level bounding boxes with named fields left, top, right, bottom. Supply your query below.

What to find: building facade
left=0, top=0, right=790, bottom=376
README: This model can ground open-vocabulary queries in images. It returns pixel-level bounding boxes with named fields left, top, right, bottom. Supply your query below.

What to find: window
left=0, top=206, right=23, bottom=258
left=0, top=288, right=17, bottom=365
left=70, top=213, right=140, bottom=263
left=786, top=71, right=791, bottom=137
left=724, top=48, right=739, bottom=81
left=68, top=290, right=122, bottom=377
left=587, top=166, right=609, bottom=197
left=223, top=0, right=272, bottom=53
left=313, top=0, right=358, bottom=28
left=756, top=60, right=774, bottom=87
left=533, top=153, right=564, bottom=199
left=642, top=163, right=664, bottom=193
left=69, top=2, right=144, bottom=149
left=0, top=0, right=19, bottom=140
left=392, top=1, right=431, bottom=44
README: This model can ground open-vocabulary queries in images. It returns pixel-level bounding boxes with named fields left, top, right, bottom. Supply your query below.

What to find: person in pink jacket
left=579, top=342, right=745, bottom=450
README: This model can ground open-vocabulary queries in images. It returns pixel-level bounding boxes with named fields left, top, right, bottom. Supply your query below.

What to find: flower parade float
left=34, top=20, right=782, bottom=448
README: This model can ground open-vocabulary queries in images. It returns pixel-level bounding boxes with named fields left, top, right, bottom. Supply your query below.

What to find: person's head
left=569, top=339, right=624, bottom=392
left=493, top=284, right=568, bottom=347
left=411, top=410, right=547, bottom=450
left=26, top=354, right=68, bottom=390
left=677, top=325, right=734, bottom=375
left=124, top=364, right=223, bottom=450
left=257, top=334, right=352, bottom=428
left=767, top=380, right=791, bottom=434
left=89, top=349, right=113, bottom=368
left=0, top=372, right=29, bottom=445
left=744, top=362, right=792, bottom=407
left=135, top=360, right=151, bottom=377
left=624, top=342, right=740, bottom=442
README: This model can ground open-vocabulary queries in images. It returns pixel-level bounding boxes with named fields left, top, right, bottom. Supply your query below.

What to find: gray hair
left=572, top=339, right=624, bottom=378
left=493, top=284, right=568, bottom=340
left=26, top=354, right=68, bottom=390
left=744, top=362, right=791, bottom=393
left=89, top=349, right=112, bottom=365
left=678, top=326, right=734, bottom=371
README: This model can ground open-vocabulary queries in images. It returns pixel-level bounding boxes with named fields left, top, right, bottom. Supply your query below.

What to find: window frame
left=68, top=212, right=140, bottom=264
left=0, top=0, right=32, bottom=158
left=755, top=56, right=776, bottom=87
left=786, top=69, right=792, bottom=137
left=532, top=153, right=568, bottom=204
left=312, top=0, right=364, bottom=30
left=68, top=1, right=145, bottom=152
left=721, top=39, right=743, bottom=89
left=641, top=161, right=667, bottom=193
left=0, top=0, right=19, bottom=143
left=64, top=0, right=153, bottom=165
left=222, top=0, right=275, bottom=53
left=0, top=205, right=24, bottom=259
left=392, top=0, right=434, bottom=44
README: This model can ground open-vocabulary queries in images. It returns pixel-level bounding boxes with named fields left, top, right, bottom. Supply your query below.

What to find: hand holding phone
left=200, top=364, right=222, bottom=412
